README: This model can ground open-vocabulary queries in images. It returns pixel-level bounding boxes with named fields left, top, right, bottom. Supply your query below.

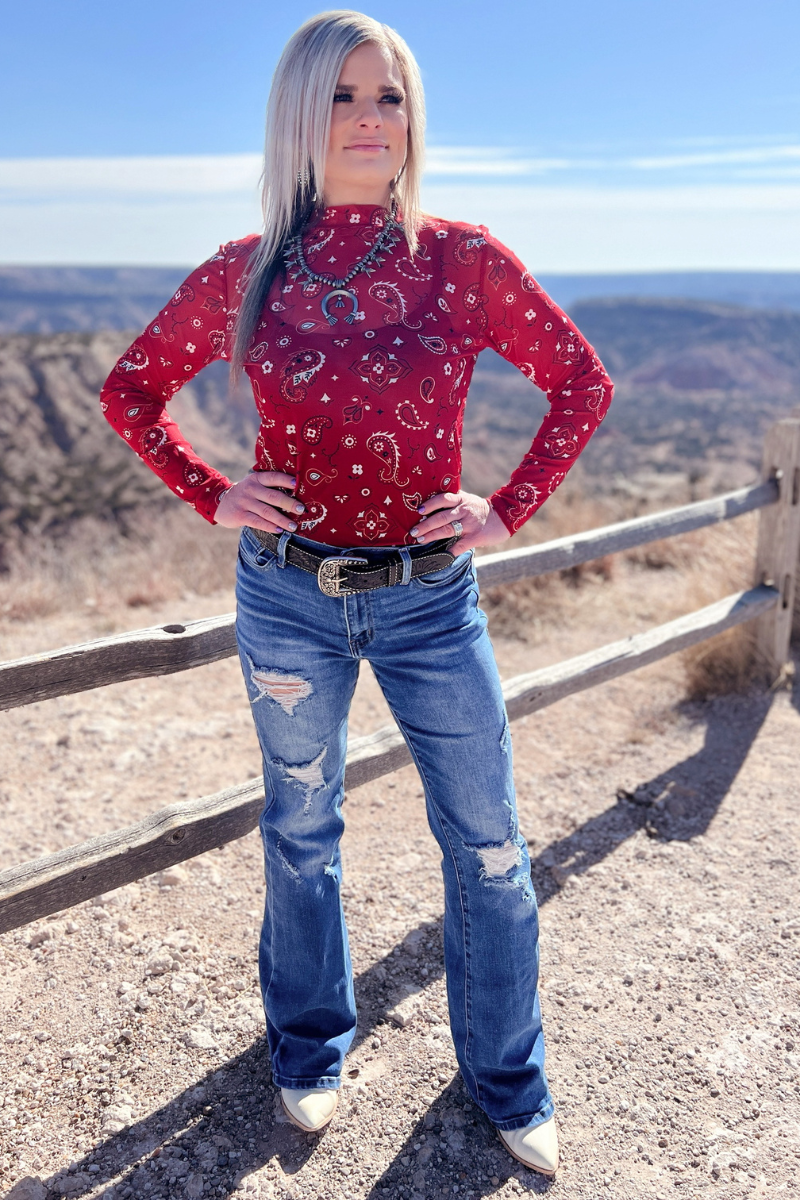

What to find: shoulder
left=417, top=214, right=520, bottom=271
left=217, top=233, right=261, bottom=292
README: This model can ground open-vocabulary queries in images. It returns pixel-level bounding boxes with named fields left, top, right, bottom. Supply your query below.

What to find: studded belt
left=248, top=528, right=460, bottom=597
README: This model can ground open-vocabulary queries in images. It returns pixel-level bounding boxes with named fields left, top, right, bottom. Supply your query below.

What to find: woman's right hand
left=214, top=471, right=305, bottom=533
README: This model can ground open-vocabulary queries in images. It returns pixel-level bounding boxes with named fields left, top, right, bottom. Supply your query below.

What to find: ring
left=451, top=519, right=463, bottom=538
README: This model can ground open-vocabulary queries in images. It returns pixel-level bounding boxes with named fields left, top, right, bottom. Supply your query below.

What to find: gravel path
left=1, top=582, right=798, bottom=1200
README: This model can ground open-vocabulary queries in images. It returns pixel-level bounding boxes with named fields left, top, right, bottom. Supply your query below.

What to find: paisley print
left=302, top=415, right=333, bottom=445
left=171, top=283, right=196, bottom=306
left=418, top=335, right=447, bottom=355
left=183, top=462, right=210, bottom=488
left=305, top=466, right=338, bottom=486
left=396, top=401, right=429, bottom=430
left=585, top=383, right=610, bottom=414
left=140, top=426, right=170, bottom=468
left=279, top=349, right=326, bottom=402
left=298, top=500, right=327, bottom=531
left=118, top=343, right=149, bottom=372
left=101, top=204, right=613, bottom=539
left=369, top=282, right=422, bottom=329
left=505, top=483, right=542, bottom=528
left=123, top=402, right=159, bottom=425
left=453, top=229, right=486, bottom=266
left=367, top=432, right=409, bottom=487
left=420, top=377, right=436, bottom=404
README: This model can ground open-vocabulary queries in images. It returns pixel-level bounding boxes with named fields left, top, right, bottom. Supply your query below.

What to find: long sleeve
left=100, top=246, right=235, bottom=523
left=475, top=229, right=613, bottom=533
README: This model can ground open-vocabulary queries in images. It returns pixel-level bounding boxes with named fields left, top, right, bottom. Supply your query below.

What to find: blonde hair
left=232, top=9, right=426, bottom=376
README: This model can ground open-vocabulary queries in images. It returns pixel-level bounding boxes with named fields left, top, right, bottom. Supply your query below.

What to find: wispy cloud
left=2, top=140, right=800, bottom=200
left=424, top=141, right=800, bottom=181
left=1, top=149, right=799, bottom=269
left=0, top=154, right=263, bottom=196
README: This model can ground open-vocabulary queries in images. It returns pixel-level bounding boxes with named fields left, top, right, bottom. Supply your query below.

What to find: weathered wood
left=502, top=584, right=777, bottom=718
left=0, top=612, right=237, bottom=712
left=475, top=479, right=778, bottom=589
left=753, top=419, right=800, bottom=680
left=0, top=584, right=776, bottom=934
left=0, top=481, right=777, bottom=714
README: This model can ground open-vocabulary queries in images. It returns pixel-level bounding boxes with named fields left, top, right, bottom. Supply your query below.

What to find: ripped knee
left=472, top=836, right=534, bottom=899
left=247, top=657, right=313, bottom=716
left=270, top=747, right=327, bottom=813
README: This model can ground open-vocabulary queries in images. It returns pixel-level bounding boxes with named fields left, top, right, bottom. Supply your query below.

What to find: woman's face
left=323, top=41, right=409, bottom=207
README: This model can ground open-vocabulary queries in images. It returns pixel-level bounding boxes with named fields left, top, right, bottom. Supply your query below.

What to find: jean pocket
left=412, top=549, right=474, bottom=588
left=238, top=527, right=278, bottom=572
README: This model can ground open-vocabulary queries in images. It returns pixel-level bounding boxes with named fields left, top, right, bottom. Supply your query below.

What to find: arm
left=101, top=243, right=311, bottom=536
left=480, top=229, right=613, bottom=533
left=100, top=247, right=235, bottom=523
left=411, top=228, right=613, bottom=550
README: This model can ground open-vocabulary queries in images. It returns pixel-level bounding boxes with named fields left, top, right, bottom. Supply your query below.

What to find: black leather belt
left=249, top=528, right=460, bottom=597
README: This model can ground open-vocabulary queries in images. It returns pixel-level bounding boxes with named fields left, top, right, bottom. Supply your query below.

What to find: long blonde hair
left=232, top=10, right=426, bottom=376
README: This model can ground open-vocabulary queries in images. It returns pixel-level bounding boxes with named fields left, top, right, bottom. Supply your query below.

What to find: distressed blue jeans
left=234, top=526, right=554, bottom=1131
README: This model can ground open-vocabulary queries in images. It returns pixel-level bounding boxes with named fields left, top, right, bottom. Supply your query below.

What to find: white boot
left=280, top=1087, right=338, bottom=1132
left=498, top=1114, right=559, bottom=1176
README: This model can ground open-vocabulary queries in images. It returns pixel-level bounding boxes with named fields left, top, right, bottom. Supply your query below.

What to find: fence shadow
left=15, top=689, right=775, bottom=1200
left=529, top=688, right=774, bottom=903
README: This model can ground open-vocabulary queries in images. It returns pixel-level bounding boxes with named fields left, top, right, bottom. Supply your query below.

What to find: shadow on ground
left=15, top=687, right=775, bottom=1199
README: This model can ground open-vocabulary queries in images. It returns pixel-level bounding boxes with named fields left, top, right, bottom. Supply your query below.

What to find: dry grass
left=0, top=506, right=240, bottom=624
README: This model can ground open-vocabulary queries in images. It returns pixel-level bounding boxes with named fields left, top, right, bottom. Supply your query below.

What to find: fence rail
left=0, top=479, right=781, bottom=713
left=1, top=418, right=798, bottom=936
left=0, top=584, right=779, bottom=934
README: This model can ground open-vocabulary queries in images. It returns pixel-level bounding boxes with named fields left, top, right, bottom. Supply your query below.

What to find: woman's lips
left=345, top=143, right=389, bottom=153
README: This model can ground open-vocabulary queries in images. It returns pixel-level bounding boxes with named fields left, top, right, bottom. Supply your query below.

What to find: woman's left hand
left=409, top=490, right=511, bottom=553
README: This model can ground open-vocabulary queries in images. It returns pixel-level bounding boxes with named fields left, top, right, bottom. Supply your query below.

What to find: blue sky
left=1, top=0, right=798, bottom=268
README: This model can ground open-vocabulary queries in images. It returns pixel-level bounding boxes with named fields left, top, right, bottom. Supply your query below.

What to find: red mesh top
left=101, top=203, right=613, bottom=546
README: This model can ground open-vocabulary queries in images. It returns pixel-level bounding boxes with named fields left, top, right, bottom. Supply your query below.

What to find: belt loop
left=276, top=531, right=291, bottom=569
left=398, top=547, right=412, bottom=586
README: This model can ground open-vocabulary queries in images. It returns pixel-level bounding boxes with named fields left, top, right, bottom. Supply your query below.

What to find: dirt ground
left=0, top=558, right=799, bottom=1200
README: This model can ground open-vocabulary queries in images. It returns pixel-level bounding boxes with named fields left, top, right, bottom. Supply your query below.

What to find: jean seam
left=387, top=714, right=482, bottom=1107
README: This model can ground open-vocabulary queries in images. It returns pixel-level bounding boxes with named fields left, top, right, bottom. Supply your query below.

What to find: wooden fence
left=1, top=418, right=799, bottom=936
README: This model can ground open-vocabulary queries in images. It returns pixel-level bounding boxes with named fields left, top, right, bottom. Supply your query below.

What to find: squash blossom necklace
left=285, top=209, right=402, bottom=326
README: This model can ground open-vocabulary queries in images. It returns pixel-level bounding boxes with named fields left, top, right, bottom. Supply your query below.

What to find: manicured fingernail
left=410, top=527, right=420, bottom=536
left=290, top=477, right=298, bottom=486
left=417, top=505, right=426, bottom=514
left=295, top=503, right=305, bottom=513
left=415, top=535, right=425, bottom=542
left=289, top=522, right=298, bottom=531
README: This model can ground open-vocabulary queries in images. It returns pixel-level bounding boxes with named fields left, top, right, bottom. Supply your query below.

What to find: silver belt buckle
left=317, top=555, right=368, bottom=597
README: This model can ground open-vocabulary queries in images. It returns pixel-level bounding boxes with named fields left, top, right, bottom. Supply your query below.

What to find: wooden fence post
left=754, top=418, right=800, bottom=680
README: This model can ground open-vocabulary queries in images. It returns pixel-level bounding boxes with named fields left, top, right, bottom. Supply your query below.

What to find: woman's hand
left=215, top=471, right=305, bottom=533
left=409, top=490, right=511, bottom=553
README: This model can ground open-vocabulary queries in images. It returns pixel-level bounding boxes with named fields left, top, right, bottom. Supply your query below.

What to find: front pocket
left=238, top=527, right=278, bottom=572
left=412, top=550, right=474, bottom=588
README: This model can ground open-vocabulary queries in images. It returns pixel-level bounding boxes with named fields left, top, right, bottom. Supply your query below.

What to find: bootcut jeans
left=234, top=525, right=554, bottom=1132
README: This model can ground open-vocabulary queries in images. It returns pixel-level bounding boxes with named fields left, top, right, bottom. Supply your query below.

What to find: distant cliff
left=0, top=267, right=188, bottom=335
left=1, top=297, right=798, bottom=543
left=3, top=266, right=800, bottom=334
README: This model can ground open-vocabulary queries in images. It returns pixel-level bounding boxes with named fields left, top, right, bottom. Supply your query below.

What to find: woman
left=101, top=10, right=613, bottom=1177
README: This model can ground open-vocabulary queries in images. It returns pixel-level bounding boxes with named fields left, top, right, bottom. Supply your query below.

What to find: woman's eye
left=333, top=92, right=353, bottom=103
left=381, top=94, right=402, bottom=104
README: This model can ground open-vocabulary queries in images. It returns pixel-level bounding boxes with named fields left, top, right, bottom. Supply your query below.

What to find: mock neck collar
left=310, top=202, right=397, bottom=230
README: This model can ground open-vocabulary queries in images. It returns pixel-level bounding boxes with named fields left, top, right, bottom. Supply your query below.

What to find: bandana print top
left=101, top=203, right=613, bottom=546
